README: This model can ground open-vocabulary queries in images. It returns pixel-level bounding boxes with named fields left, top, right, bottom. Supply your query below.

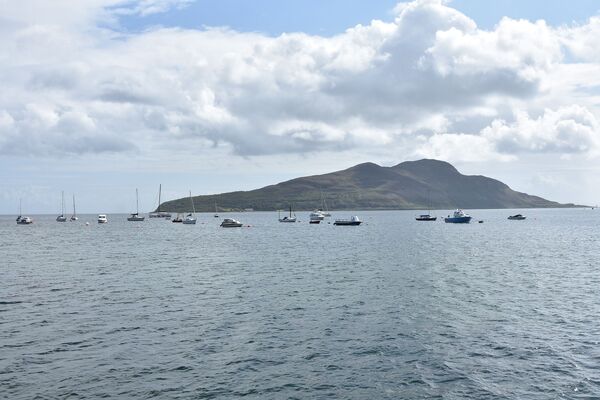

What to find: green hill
left=159, top=159, right=576, bottom=212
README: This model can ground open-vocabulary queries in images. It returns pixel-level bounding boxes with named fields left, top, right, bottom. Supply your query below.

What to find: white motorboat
left=333, top=216, right=362, bottom=226
left=56, top=191, right=67, bottom=222
left=220, top=218, right=243, bottom=227
left=182, top=191, right=197, bottom=224
left=98, top=214, right=108, bottom=224
left=149, top=184, right=172, bottom=218
left=127, top=189, right=145, bottom=221
left=309, top=210, right=325, bottom=221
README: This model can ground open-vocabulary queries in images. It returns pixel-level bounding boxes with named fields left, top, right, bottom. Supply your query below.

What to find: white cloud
left=0, top=0, right=600, bottom=162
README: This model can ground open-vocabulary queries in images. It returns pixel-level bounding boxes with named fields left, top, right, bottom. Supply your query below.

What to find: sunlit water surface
left=2, top=209, right=600, bottom=399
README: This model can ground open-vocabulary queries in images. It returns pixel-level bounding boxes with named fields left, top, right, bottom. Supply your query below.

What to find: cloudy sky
left=2, top=0, right=600, bottom=214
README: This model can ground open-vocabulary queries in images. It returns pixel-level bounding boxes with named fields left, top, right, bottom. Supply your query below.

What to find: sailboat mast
left=61, top=191, right=65, bottom=215
left=72, top=194, right=76, bottom=216
left=158, top=184, right=162, bottom=212
left=190, top=191, right=196, bottom=213
left=136, top=188, right=139, bottom=214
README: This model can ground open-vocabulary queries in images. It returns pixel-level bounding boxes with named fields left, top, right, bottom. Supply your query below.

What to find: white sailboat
left=149, top=184, right=171, bottom=218
left=319, top=190, right=332, bottom=217
left=56, top=191, right=67, bottom=222
left=16, top=199, right=33, bottom=225
left=214, top=200, right=219, bottom=218
left=128, top=189, right=145, bottom=221
left=183, top=191, right=197, bottom=224
left=70, top=194, right=78, bottom=221
left=279, top=204, right=297, bottom=222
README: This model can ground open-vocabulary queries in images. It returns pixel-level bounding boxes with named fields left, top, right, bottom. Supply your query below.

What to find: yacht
left=333, top=216, right=362, bottom=226
left=508, top=214, right=526, bottom=220
left=56, top=191, right=67, bottom=222
left=17, top=216, right=33, bottom=225
left=149, top=184, right=172, bottom=219
left=16, top=199, right=33, bottom=225
left=444, top=209, right=472, bottom=223
left=415, top=214, right=437, bottom=221
left=309, top=210, right=325, bottom=221
left=172, top=213, right=183, bottom=223
left=127, top=189, right=145, bottom=221
left=279, top=205, right=297, bottom=223
left=70, top=195, right=78, bottom=221
left=220, top=218, right=243, bottom=227
left=182, top=191, right=197, bottom=224
left=98, top=214, right=108, bottom=224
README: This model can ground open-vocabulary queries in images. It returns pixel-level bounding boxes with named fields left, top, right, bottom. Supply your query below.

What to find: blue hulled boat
left=444, top=209, right=472, bottom=224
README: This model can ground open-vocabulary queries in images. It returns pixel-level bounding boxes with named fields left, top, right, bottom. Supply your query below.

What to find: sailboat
left=279, top=204, right=297, bottom=222
left=149, top=184, right=171, bottom=218
left=16, top=199, right=33, bottom=225
left=70, top=195, right=78, bottom=221
left=128, top=189, right=145, bottom=221
left=319, top=190, right=332, bottom=217
left=214, top=200, right=219, bottom=218
left=183, top=191, right=197, bottom=224
left=415, top=190, right=437, bottom=221
left=56, top=191, right=67, bottom=222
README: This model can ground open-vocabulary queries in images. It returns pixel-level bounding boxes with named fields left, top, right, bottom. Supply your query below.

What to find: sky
left=2, top=0, right=600, bottom=213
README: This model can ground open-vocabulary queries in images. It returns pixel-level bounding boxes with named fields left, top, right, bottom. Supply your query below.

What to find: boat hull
left=416, top=216, right=437, bottom=221
left=333, top=221, right=362, bottom=226
left=127, top=216, right=145, bottom=221
left=444, top=216, right=472, bottom=223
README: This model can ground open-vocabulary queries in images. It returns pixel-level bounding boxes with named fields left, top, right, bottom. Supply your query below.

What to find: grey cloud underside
left=0, top=0, right=599, bottom=160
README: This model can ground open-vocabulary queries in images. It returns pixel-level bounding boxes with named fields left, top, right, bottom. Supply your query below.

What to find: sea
left=2, top=209, right=599, bottom=399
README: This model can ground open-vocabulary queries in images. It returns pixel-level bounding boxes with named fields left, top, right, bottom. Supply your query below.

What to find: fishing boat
left=127, top=189, right=145, bottom=221
left=279, top=204, right=297, bottom=222
left=220, top=218, right=243, bottom=227
left=444, top=209, right=472, bottom=224
left=70, top=195, right=78, bottom=221
left=508, top=214, right=526, bottom=220
left=334, top=216, right=362, bottom=226
left=172, top=213, right=183, bottom=223
left=149, top=184, right=172, bottom=218
left=16, top=199, right=33, bottom=225
left=182, top=191, right=197, bottom=224
left=56, top=191, right=67, bottom=222
left=98, top=214, right=108, bottom=224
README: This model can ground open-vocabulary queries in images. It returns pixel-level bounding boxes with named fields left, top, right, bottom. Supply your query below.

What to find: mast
left=72, top=194, right=76, bottom=217
left=289, top=204, right=292, bottom=218
left=158, top=184, right=162, bottom=213
left=136, top=188, right=139, bottom=214
left=190, top=191, right=196, bottom=214
left=61, top=191, right=65, bottom=216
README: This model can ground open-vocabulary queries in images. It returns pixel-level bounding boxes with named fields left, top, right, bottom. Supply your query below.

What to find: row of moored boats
left=416, top=209, right=527, bottom=223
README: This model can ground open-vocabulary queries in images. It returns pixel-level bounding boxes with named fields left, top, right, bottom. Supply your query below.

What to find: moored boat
left=98, top=214, right=108, bottom=224
left=17, top=216, right=33, bottom=225
left=279, top=204, right=297, bottom=222
left=220, top=218, right=243, bottom=227
left=309, top=210, right=325, bottom=221
left=508, top=214, right=526, bottom=220
left=182, top=191, right=197, bottom=224
left=333, top=216, right=362, bottom=226
left=172, top=213, right=183, bottom=223
left=56, top=191, right=67, bottom=222
left=149, top=184, right=171, bottom=219
left=70, top=194, right=78, bottom=221
left=127, top=189, right=145, bottom=221
left=415, top=214, right=437, bottom=221
left=444, top=209, right=472, bottom=223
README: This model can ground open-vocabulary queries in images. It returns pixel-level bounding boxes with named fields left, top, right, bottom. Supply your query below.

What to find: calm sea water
left=2, top=209, right=600, bottom=399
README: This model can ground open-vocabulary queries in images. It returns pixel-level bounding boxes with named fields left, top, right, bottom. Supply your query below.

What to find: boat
left=148, top=184, right=172, bottom=218
left=182, top=191, right=197, bottom=224
left=172, top=213, right=183, bottom=223
left=444, top=209, right=472, bottom=223
left=127, top=189, right=145, bottom=221
left=279, top=205, right=297, bottom=222
left=214, top=201, right=219, bottom=218
left=16, top=199, right=33, bottom=225
left=70, top=195, right=78, bottom=221
left=319, top=190, right=332, bottom=217
left=508, top=214, right=526, bottom=220
left=56, top=191, right=67, bottom=222
left=98, top=214, right=108, bottom=224
left=309, top=210, right=325, bottom=221
left=220, top=218, right=243, bottom=227
left=416, top=191, right=436, bottom=221
left=334, top=216, right=362, bottom=226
